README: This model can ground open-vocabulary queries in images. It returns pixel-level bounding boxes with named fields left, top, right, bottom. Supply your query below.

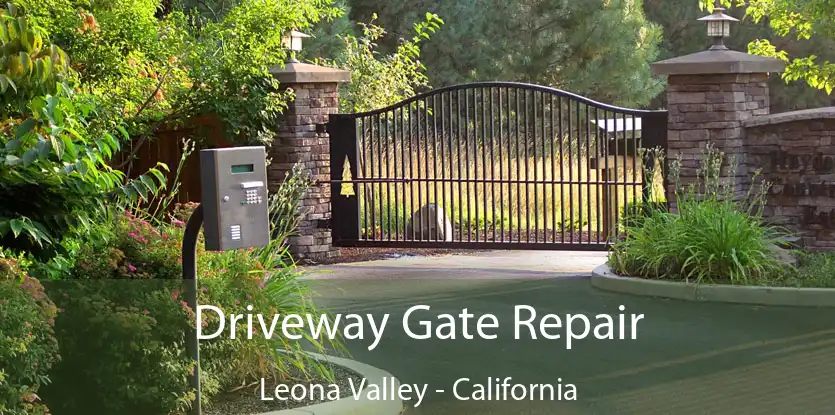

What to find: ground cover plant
left=746, top=251, right=835, bottom=288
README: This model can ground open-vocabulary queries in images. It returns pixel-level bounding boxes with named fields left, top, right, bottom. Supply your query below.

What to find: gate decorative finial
left=340, top=156, right=355, bottom=197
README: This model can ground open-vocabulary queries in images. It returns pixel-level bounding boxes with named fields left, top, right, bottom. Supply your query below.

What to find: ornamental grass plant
left=610, top=145, right=788, bottom=284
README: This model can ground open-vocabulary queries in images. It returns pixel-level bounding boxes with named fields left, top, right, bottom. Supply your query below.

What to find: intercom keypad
left=200, top=147, right=270, bottom=251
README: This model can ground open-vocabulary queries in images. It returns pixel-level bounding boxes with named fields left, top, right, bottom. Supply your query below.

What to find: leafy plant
left=0, top=3, right=71, bottom=113
left=704, top=0, right=835, bottom=94
left=318, top=12, right=443, bottom=113
left=0, top=7, right=167, bottom=261
left=42, top=163, right=341, bottom=413
left=0, top=253, right=60, bottom=415
left=610, top=146, right=787, bottom=284
left=19, top=0, right=341, bottom=147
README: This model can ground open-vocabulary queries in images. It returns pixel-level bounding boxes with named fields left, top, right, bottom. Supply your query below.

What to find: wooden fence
left=113, top=115, right=233, bottom=204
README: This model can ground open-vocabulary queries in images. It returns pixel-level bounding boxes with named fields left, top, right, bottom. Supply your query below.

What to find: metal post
left=183, top=204, right=203, bottom=415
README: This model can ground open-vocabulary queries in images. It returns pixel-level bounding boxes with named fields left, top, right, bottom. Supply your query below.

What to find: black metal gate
left=328, top=82, right=667, bottom=250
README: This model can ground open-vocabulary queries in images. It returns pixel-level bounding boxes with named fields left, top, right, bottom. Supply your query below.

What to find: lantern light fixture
left=698, top=7, right=739, bottom=51
left=281, top=30, right=311, bottom=63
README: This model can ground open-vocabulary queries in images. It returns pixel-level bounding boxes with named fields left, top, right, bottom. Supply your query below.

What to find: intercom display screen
left=231, top=164, right=255, bottom=174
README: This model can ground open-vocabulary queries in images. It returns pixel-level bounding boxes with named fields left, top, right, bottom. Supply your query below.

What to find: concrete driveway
left=304, top=251, right=835, bottom=415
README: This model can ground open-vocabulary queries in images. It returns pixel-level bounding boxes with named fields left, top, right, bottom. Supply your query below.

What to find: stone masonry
left=665, top=73, right=770, bottom=202
left=269, top=62, right=350, bottom=261
left=745, top=110, right=835, bottom=250
left=651, top=47, right=835, bottom=250
left=651, top=48, right=785, bottom=209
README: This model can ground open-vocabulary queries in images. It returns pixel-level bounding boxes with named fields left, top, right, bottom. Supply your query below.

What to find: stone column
left=269, top=62, right=350, bottom=262
left=650, top=50, right=784, bottom=206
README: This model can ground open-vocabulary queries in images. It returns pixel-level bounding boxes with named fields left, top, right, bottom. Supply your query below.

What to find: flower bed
left=609, top=146, right=833, bottom=289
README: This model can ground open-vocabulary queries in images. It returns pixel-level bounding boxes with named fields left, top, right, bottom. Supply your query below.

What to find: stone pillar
left=269, top=62, right=350, bottom=262
left=650, top=50, right=784, bottom=206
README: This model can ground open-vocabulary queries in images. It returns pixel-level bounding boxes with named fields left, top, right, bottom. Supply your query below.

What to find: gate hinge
left=316, top=123, right=328, bottom=134
left=316, top=218, right=331, bottom=229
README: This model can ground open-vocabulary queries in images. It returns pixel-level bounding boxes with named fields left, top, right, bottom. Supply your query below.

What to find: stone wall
left=268, top=82, right=341, bottom=260
left=665, top=73, right=770, bottom=204
left=745, top=108, right=835, bottom=250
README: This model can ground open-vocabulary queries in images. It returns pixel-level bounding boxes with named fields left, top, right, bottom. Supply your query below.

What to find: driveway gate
left=327, top=82, right=667, bottom=250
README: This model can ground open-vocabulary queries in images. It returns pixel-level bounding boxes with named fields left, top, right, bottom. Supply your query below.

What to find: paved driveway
left=304, top=251, right=835, bottom=415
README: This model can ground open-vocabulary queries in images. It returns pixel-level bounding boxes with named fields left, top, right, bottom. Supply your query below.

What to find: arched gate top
left=343, top=81, right=666, bottom=118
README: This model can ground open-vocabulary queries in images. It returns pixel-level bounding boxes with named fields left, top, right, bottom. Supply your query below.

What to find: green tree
left=704, top=0, right=835, bottom=94
left=644, top=0, right=835, bottom=111
left=347, top=0, right=663, bottom=107
left=18, top=0, right=340, bottom=146
left=315, top=12, right=443, bottom=113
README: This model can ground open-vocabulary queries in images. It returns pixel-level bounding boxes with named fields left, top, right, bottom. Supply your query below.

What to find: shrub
left=42, top=164, right=339, bottom=413
left=44, top=278, right=196, bottom=414
left=0, top=6, right=166, bottom=261
left=610, top=146, right=787, bottom=284
left=0, top=254, right=60, bottom=415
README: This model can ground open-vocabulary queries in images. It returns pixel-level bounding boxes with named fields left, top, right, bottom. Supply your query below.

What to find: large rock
left=405, top=203, right=453, bottom=241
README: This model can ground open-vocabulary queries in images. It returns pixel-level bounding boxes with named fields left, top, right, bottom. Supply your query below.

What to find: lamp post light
left=281, top=30, right=311, bottom=63
left=698, top=7, right=739, bottom=51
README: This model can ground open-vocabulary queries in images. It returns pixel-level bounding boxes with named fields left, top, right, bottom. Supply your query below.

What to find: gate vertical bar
left=515, top=89, right=521, bottom=242
left=499, top=88, right=506, bottom=243
left=432, top=96, right=440, bottom=241
left=575, top=100, right=582, bottom=244
left=392, top=109, right=399, bottom=241
left=385, top=111, right=392, bottom=241
left=465, top=89, right=472, bottom=242
left=489, top=88, right=497, bottom=242
left=329, top=114, right=360, bottom=245
left=528, top=91, right=542, bottom=242
left=585, top=104, right=591, bottom=244
left=549, top=95, right=556, bottom=243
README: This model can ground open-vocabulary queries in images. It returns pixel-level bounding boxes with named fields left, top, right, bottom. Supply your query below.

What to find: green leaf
left=15, top=117, right=35, bottom=139
left=4, top=138, right=19, bottom=151
left=49, top=134, right=63, bottom=159
left=140, top=174, right=158, bottom=194
left=149, top=167, right=166, bottom=185
left=9, top=218, right=24, bottom=237
left=75, top=160, right=88, bottom=175
left=96, top=139, right=112, bottom=159
left=21, top=148, right=37, bottom=165
left=18, top=51, right=30, bottom=75
left=4, top=154, right=20, bottom=165
left=60, top=134, right=77, bottom=159
left=36, top=138, right=50, bottom=159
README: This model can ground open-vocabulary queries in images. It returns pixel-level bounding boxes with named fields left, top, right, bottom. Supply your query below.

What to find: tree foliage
left=644, top=0, right=835, bottom=111
left=0, top=4, right=167, bottom=260
left=346, top=0, right=664, bottom=108
left=704, top=0, right=835, bottom=95
left=18, top=0, right=340, bottom=145
left=316, top=12, right=443, bottom=113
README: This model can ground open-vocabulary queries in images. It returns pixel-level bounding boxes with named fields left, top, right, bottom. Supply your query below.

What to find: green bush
left=44, top=277, right=196, bottom=414
left=0, top=6, right=167, bottom=261
left=42, top=164, right=338, bottom=414
left=610, top=146, right=786, bottom=284
left=0, top=255, right=60, bottom=415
